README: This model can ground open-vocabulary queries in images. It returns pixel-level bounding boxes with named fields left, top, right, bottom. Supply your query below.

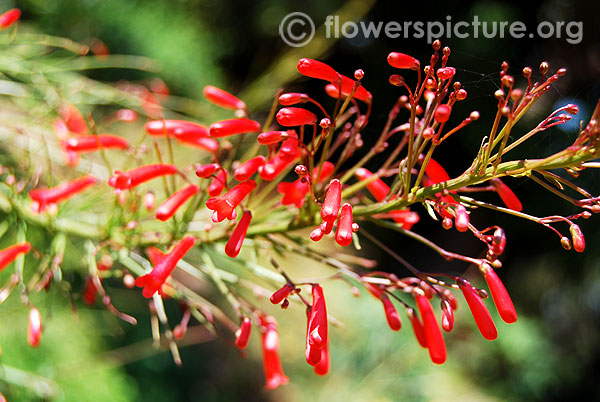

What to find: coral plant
left=0, top=13, right=599, bottom=391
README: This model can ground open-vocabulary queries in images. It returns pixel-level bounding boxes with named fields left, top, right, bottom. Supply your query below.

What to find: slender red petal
left=209, top=118, right=261, bottom=137
left=30, top=176, right=97, bottom=212
left=335, top=203, right=354, bottom=247
left=482, top=267, right=517, bottom=324
left=458, top=278, right=498, bottom=340
left=135, top=236, right=195, bottom=298
left=276, top=107, right=317, bottom=127
left=225, top=210, right=252, bottom=258
left=414, top=291, right=446, bottom=364
left=203, top=85, right=246, bottom=110
left=491, top=178, right=523, bottom=211
left=0, top=243, right=31, bottom=272
left=208, top=169, right=228, bottom=197
left=63, top=134, right=129, bottom=153
left=381, top=295, right=401, bottom=331
left=235, top=317, right=252, bottom=349
left=424, top=158, right=451, bottom=183
left=297, top=58, right=339, bottom=82
left=156, top=184, right=199, bottom=221
left=108, top=164, right=177, bottom=190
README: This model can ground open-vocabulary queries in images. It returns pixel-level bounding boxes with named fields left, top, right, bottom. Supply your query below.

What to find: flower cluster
left=1, top=19, right=599, bottom=391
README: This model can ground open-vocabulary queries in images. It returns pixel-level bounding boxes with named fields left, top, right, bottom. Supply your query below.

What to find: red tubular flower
left=457, top=278, right=498, bottom=340
left=145, top=120, right=209, bottom=137
left=234, top=156, right=265, bottom=181
left=173, top=133, right=218, bottom=153
left=424, top=158, right=451, bottom=183
left=270, top=283, right=294, bottom=305
left=388, top=210, right=420, bottom=230
left=235, top=316, right=252, bottom=349
left=28, top=307, right=42, bottom=348
left=258, top=139, right=300, bottom=181
left=481, top=266, right=517, bottom=324
left=30, top=175, right=97, bottom=213
left=195, top=163, right=220, bottom=178
left=277, top=162, right=334, bottom=208
left=387, top=52, right=420, bottom=70
left=156, top=184, right=199, bottom=221
left=59, top=104, right=88, bottom=135
left=335, top=203, right=354, bottom=247
left=62, top=134, right=129, bottom=153
left=321, top=179, right=342, bottom=223
left=414, top=291, right=446, bottom=364
left=260, top=316, right=289, bottom=390
left=297, top=58, right=340, bottom=82
left=491, top=178, right=523, bottom=212
left=206, top=180, right=257, bottom=222
left=135, top=236, right=196, bottom=298
left=324, top=75, right=373, bottom=103
left=203, top=85, right=246, bottom=110
left=570, top=224, right=585, bottom=252
left=209, top=118, right=261, bottom=138
left=257, top=131, right=297, bottom=145
left=108, top=164, right=177, bottom=191
left=0, top=8, right=21, bottom=28
left=0, top=243, right=31, bottom=272
left=306, top=284, right=328, bottom=365
left=225, top=210, right=252, bottom=258
left=276, top=107, right=317, bottom=127
left=434, top=105, right=452, bottom=123
left=381, top=294, right=402, bottom=331
left=407, top=308, right=428, bottom=348
left=279, top=93, right=309, bottom=106
left=208, top=169, right=228, bottom=197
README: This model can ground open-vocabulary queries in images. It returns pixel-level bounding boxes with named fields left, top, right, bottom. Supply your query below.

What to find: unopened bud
left=560, top=236, right=571, bottom=250
left=540, top=61, right=549, bottom=75
left=354, top=69, right=364, bottom=80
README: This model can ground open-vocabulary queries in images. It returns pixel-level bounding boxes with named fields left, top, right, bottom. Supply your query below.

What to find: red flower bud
left=279, top=93, right=309, bottom=106
left=145, top=120, right=209, bottom=137
left=28, top=307, right=42, bottom=348
left=321, top=179, right=342, bottom=223
left=63, top=134, right=129, bottom=153
left=0, top=243, right=31, bottom=272
left=454, top=204, right=469, bottom=232
left=235, top=316, right=252, bottom=349
left=135, top=236, right=196, bottom=298
left=570, top=224, right=585, bottom=252
left=457, top=278, right=498, bottom=340
left=310, top=226, right=324, bottom=242
left=387, top=52, right=420, bottom=70
left=335, top=203, right=354, bottom=247
left=260, top=316, right=289, bottom=389
left=0, top=8, right=21, bottom=28
left=30, top=176, right=97, bottom=213
left=436, top=67, right=456, bottom=80
left=195, top=163, right=220, bottom=178
left=144, top=191, right=155, bottom=211
left=209, top=118, right=261, bottom=137
left=490, top=228, right=506, bottom=255
left=203, top=85, right=246, bottom=110
left=434, top=104, right=452, bottom=123
left=414, top=291, right=446, bottom=364
left=108, top=164, right=177, bottom=191
left=306, top=285, right=328, bottom=365
left=297, top=58, right=339, bottom=82
left=481, top=266, right=517, bottom=324
left=206, top=180, right=256, bottom=222
left=257, top=130, right=298, bottom=145
left=208, top=169, right=228, bottom=196
left=491, top=178, right=523, bottom=212
left=270, top=283, right=294, bottom=304
left=225, top=210, right=252, bottom=258
left=234, top=156, right=265, bottom=181
left=156, top=184, right=199, bottom=221
left=441, top=300, right=454, bottom=332
left=381, top=294, right=402, bottom=331
left=324, top=74, right=373, bottom=103
left=276, top=107, right=317, bottom=127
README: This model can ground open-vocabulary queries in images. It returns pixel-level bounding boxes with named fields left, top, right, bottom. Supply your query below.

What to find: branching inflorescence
left=1, top=15, right=599, bottom=390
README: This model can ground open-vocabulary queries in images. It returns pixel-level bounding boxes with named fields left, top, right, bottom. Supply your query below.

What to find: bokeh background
left=1, top=0, right=599, bottom=401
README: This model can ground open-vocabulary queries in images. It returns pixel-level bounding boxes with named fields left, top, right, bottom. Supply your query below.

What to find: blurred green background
left=0, top=0, right=599, bottom=401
